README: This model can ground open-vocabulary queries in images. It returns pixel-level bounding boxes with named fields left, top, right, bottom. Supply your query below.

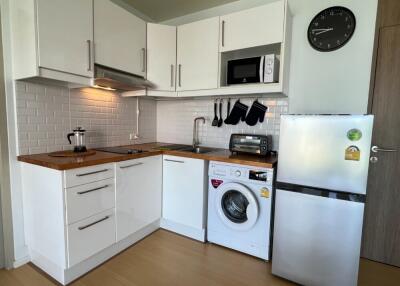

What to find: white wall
left=287, top=0, right=378, bottom=114
left=1, top=0, right=29, bottom=267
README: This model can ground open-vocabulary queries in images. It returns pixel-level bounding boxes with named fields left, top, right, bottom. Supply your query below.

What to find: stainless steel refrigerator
left=272, top=115, right=374, bottom=286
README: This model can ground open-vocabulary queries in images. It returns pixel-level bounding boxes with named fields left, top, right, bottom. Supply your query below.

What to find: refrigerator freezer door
left=277, top=115, right=373, bottom=195
left=272, top=189, right=364, bottom=286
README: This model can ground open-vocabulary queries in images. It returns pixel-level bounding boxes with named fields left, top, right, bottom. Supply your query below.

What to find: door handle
left=171, top=64, right=174, bottom=87
left=164, top=159, right=184, bottom=164
left=371, top=146, right=397, bottom=153
left=78, top=216, right=110, bottom=231
left=142, top=48, right=147, bottom=73
left=77, top=185, right=109, bottom=195
left=76, top=169, right=109, bottom=177
left=87, top=40, right=92, bottom=72
left=178, top=64, right=182, bottom=87
left=222, top=20, right=225, bottom=47
left=120, top=162, right=143, bottom=169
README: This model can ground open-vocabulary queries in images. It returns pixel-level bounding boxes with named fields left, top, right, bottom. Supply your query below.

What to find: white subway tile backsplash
left=156, top=97, right=288, bottom=150
left=16, top=82, right=287, bottom=155
left=16, top=82, right=157, bottom=155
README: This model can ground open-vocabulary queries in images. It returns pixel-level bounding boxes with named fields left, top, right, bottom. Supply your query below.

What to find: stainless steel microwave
left=227, top=54, right=279, bottom=85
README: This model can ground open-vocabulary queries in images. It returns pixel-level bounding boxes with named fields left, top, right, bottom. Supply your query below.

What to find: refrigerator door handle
left=371, top=145, right=397, bottom=153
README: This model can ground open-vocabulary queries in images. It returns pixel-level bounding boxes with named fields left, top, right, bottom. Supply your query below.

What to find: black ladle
left=218, top=99, right=223, bottom=127
left=212, top=99, right=218, bottom=127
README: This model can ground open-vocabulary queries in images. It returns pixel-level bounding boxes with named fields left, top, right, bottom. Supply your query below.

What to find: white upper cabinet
left=116, top=156, right=162, bottom=242
left=147, top=24, right=177, bottom=92
left=37, top=0, right=94, bottom=77
left=177, top=17, right=220, bottom=91
left=94, top=0, right=146, bottom=77
left=220, top=1, right=285, bottom=52
left=10, top=0, right=94, bottom=85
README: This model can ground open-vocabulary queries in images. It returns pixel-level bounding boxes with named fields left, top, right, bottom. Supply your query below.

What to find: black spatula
left=212, top=99, right=218, bottom=127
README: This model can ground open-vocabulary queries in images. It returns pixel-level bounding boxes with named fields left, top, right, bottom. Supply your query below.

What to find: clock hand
left=314, top=28, right=334, bottom=35
left=312, top=28, right=333, bottom=31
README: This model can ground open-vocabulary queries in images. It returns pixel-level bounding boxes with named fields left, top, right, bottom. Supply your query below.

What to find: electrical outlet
left=130, top=133, right=139, bottom=140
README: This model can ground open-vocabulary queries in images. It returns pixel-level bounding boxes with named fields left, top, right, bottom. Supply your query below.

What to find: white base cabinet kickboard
left=21, top=154, right=208, bottom=285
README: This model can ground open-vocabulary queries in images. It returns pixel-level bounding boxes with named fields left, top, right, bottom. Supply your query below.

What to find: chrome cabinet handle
left=78, top=216, right=110, bottom=231
left=164, top=159, right=184, bottom=164
left=171, top=64, right=174, bottom=87
left=77, top=185, right=109, bottom=195
left=120, top=162, right=143, bottom=169
left=178, top=64, right=182, bottom=87
left=371, top=146, right=397, bottom=153
left=142, top=48, right=146, bottom=73
left=87, top=40, right=92, bottom=71
left=76, top=169, right=109, bottom=177
left=222, top=20, right=225, bottom=47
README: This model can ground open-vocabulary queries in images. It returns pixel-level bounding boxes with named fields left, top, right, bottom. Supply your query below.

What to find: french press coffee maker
left=67, top=127, right=87, bottom=153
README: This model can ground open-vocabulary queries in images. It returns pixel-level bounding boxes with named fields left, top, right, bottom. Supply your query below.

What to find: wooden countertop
left=17, top=142, right=277, bottom=170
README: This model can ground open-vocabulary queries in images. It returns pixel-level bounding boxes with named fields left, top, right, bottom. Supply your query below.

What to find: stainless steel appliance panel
left=277, top=115, right=373, bottom=195
left=272, top=189, right=364, bottom=286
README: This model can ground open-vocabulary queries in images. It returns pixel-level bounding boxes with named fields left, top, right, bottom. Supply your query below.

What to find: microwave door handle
left=260, top=56, right=265, bottom=83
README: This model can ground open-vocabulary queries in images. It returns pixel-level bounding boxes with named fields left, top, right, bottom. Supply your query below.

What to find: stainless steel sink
left=177, top=146, right=215, bottom=154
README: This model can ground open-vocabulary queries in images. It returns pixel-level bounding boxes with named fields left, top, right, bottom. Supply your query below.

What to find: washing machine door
left=215, top=182, right=259, bottom=231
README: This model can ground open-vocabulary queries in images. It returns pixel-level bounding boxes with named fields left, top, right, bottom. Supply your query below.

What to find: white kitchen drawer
left=64, top=163, right=115, bottom=188
left=65, top=178, right=115, bottom=225
left=67, top=209, right=116, bottom=267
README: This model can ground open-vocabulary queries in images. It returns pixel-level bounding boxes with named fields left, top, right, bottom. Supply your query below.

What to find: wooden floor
left=0, top=230, right=399, bottom=286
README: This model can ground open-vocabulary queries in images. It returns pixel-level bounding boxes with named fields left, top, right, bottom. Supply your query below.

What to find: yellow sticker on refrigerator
left=345, top=145, right=361, bottom=161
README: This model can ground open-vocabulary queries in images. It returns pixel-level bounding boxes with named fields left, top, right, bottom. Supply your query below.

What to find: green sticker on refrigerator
left=347, top=129, right=362, bottom=141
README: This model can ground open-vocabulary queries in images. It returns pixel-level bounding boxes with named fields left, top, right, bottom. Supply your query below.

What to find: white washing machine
left=207, top=161, right=274, bottom=260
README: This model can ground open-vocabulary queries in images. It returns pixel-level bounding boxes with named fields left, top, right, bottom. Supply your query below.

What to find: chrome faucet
left=193, top=117, right=206, bottom=149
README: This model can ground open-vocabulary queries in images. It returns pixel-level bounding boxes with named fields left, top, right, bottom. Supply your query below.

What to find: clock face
left=308, top=6, right=356, bottom=52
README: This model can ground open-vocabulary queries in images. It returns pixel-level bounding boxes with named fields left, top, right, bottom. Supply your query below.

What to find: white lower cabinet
left=116, top=156, right=162, bottom=241
left=22, top=154, right=205, bottom=284
left=161, top=155, right=208, bottom=241
left=65, top=178, right=115, bottom=225
left=67, top=209, right=116, bottom=267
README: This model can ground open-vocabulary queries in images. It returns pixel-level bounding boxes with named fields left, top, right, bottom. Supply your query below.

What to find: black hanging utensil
left=224, top=98, right=231, bottom=124
left=212, top=99, right=218, bottom=127
left=218, top=99, right=223, bottom=127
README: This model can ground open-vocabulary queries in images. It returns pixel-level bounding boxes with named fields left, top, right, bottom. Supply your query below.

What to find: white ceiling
left=120, top=0, right=239, bottom=22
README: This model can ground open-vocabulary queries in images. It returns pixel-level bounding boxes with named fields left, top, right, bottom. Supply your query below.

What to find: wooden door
left=36, top=0, right=93, bottom=77
left=220, top=1, right=285, bottom=52
left=94, top=0, right=146, bottom=77
left=362, top=25, right=400, bottom=267
left=177, top=17, right=219, bottom=92
left=147, top=23, right=177, bottom=92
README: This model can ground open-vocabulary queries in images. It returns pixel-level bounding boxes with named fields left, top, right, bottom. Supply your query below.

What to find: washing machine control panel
left=210, top=162, right=274, bottom=184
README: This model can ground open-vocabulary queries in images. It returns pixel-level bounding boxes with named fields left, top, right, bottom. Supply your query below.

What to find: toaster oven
left=229, top=134, right=272, bottom=156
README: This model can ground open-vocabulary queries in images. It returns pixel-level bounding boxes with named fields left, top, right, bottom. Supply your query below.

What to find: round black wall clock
left=308, top=6, right=356, bottom=52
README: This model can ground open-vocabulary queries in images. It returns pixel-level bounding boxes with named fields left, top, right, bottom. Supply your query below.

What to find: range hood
left=93, top=64, right=155, bottom=91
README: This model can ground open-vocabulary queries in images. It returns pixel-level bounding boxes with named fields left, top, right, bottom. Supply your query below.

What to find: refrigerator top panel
left=277, top=115, right=374, bottom=195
